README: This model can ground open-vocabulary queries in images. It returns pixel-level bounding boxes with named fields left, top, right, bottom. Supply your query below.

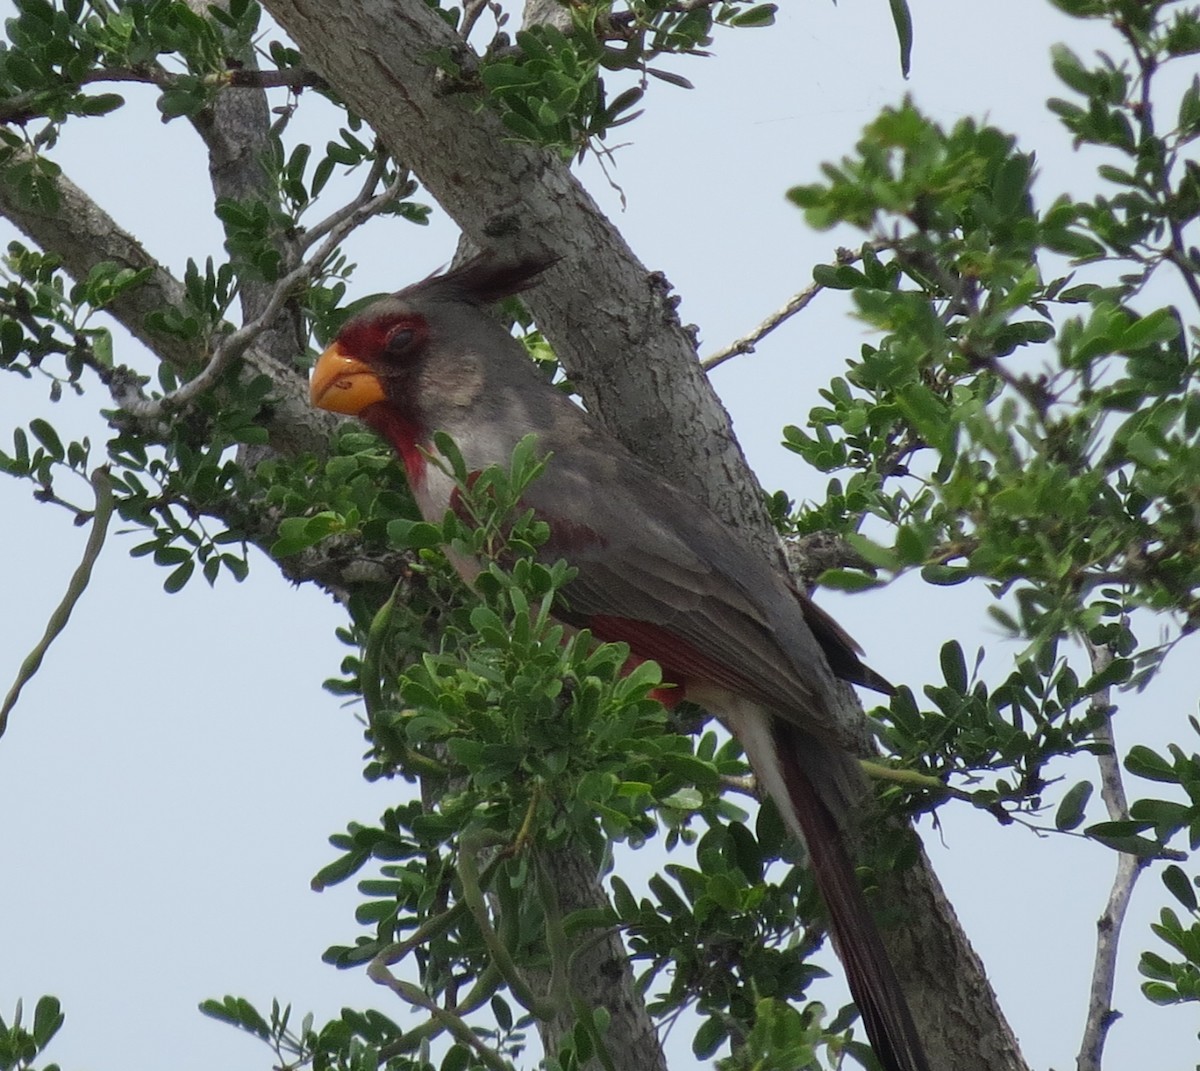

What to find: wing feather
left=522, top=444, right=844, bottom=732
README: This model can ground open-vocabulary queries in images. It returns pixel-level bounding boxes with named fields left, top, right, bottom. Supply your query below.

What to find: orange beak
left=309, top=342, right=387, bottom=415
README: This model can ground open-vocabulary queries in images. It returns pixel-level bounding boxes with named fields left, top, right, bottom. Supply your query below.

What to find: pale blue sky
left=2, top=3, right=1196, bottom=1069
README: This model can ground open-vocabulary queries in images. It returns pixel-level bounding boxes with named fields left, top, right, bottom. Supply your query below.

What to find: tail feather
left=769, top=719, right=930, bottom=1071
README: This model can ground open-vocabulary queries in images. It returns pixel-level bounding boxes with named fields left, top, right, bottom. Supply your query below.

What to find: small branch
left=460, top=0, right=494, bottom=40
left=116, top=168, right=410, bottom=419
left=719, top=772, right=756, bottom=796
left=1164, top=239, right=1200, bottom=313
left=860, top=759, right=948, bottom=794
left=456, top=831, right=559, bottom=1019
left=0, top=65, right=324, bottom=125
left=701, top=279, right=824, bottom=371
left=1076, top=637, right=1147, bottom=1071
left=1, top=467, right=113, bottom=738
left=297, top=151, right=394, bottom=253
left=0, top=150, right=198, bottom=369
left=373, top=976, right=511, bottom=1071
left=701, top=245, right=884, bottom=372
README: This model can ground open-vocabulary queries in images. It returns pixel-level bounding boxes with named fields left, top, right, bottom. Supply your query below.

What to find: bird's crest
left=401, top=253, right=559, bottom=307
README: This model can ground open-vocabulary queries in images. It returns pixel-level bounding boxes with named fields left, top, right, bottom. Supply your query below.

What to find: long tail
left=736, top=707, right=930, bottom=1071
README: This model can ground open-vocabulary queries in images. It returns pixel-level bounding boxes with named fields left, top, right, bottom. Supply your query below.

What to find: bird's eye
left=383, top=325, right=416, bottom=360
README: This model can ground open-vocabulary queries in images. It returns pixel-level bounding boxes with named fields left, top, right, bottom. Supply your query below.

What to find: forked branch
left=112, top=164, right=411, bottom=419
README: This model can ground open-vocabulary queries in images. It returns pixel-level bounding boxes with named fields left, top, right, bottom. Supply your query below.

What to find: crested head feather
left=398, top=252, right=560, bottom=307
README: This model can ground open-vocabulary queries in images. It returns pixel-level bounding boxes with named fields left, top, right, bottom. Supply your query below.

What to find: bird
left=308, top=254, right=930, bottom=1071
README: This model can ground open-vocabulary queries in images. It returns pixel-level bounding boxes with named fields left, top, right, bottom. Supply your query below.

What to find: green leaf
left=1142, top=980, right=1182, bottom=1005
left=922, top=564, right=973, bottom=586
left=728, top=4, right=777, bottom=28
left=481, top=62, right=540, bottom=91
left=1119, top=308, right=1181, bottom=351
left=817, top=568, right=884, bottom=593
left=660, top=787, right=703, bottom=811
left=29, top=418, right=64, bottom=461
left=1179, top=75, right=1200, bottom=137
left=1082, top=657, right=1132, bottom=692
left=311, top=847, right=371, bottom=891
left=198, top=996, right=270, bottom=1039
left=77, top=92, right=124, bottom=116
left=1126, top=745, right=1178, bottom=784
left=939, top=640, right=968, bottom=693
left=845, top=532, right=900, bottom=570
left=158, top=86, right=205, bottom=120
left=1129, top=797, right=1193, bottom=837
left=1163, top=865, right=1198, bottom=914
left=1055, top=780, right=1093, bottom=831
left=1085, top=819, right=1161, bottom=857
left=812, top=262, right=869, bottom=290
left=31, top=996, right=63, bottom=1048
left=887, top=0, right=913, bottom=77
left=992, top=154, right=1032, bottom=213
left=645, top=67, right=694, bottom=90
left=386, top=519, right=443, bottom=550
left=163, top=559, right=195, bottom=594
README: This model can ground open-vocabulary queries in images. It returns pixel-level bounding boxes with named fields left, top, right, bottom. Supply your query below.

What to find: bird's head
left=309, top=253, right=557, bottom=424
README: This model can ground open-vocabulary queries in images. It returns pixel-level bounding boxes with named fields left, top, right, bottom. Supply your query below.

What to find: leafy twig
left=1, top=467, right=113, bottom=737
left=0, top=65, right=324, bottom=125
left=1114, top=22, right=1200, bottom=315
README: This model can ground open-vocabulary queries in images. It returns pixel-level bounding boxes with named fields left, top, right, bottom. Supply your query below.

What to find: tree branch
left=702, top=278, right=824, bottom=371
left=0, top=64, right=324, bottom=125
left=1076, top=637, right=1147, bottom=1071
left=117, top=168, right=409, bottom=420
left=0, top=150, right=335, bottom=458
left=298, top=151, right=395, bottom=253
left=0, top=154, right=193, bottom=367
left=0, top=467, right=113, bottom=737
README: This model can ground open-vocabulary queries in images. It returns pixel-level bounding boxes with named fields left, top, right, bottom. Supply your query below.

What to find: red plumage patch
left=362, top=402, right=427, bottom=490
left=338, top=313, right=429, bottom=364
left=588, top=614, right=755, bottom=703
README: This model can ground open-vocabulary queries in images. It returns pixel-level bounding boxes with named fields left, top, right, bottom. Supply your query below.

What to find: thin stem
left=297, top=151, right=394, bottom=253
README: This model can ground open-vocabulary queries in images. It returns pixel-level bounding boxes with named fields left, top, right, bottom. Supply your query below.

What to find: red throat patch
left=362, top=403, right=428, bottom=490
